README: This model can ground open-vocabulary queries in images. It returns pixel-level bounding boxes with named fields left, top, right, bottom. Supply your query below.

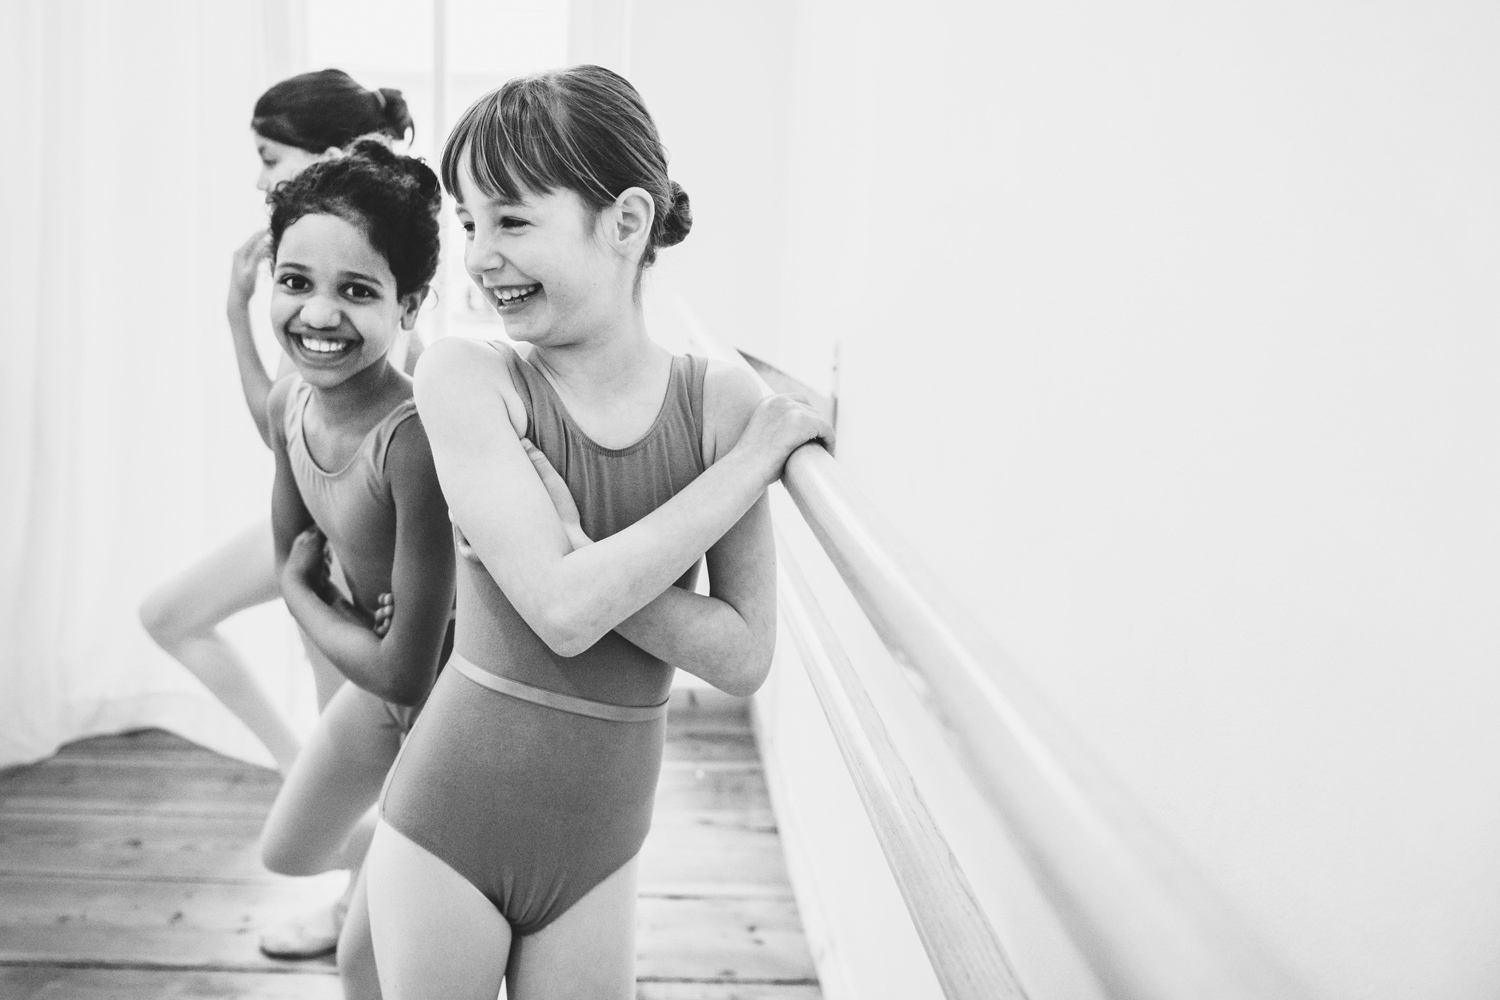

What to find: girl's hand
left=283, top=526, right=329, bottom=595
left=735, top=393, right=835, bottom=484
left=523, top=440, right=592, bottom=551
left=228, top=230, right=270, bottom=307
left=373, top=593, right=394, bottom=637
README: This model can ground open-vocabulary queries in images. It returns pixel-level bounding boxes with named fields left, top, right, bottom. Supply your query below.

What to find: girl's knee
left=138, top=590, right=189, bottom=647
left=261, top=828, right=328, bottom=877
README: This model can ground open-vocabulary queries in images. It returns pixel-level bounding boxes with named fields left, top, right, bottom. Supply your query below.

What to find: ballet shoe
left=258, top=896, right=347, bottom=960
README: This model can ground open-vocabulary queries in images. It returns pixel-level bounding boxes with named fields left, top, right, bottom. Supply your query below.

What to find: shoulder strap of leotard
left=283, top=375, right=311, bottom=446
left=373, top=399, right=421, bottom=476
left=486, top=340, right=534, bottom=439
left=685, top=354, right=708, bottom=445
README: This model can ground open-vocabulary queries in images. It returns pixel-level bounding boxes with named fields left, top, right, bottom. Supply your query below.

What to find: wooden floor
left=0, top=687, right=822, bottom=1000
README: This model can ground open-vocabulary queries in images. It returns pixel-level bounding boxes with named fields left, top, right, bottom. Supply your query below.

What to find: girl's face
left=255, top=134, right=322, bottom=193
left=454, top=162, right=623, bottom=347
left=270, top=213, right=421, bottom=388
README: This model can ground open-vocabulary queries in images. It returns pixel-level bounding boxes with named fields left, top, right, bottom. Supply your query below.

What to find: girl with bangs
left=366, top=65, right=830, bottom=999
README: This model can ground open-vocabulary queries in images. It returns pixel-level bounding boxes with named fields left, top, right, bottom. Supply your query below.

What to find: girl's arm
left=522, top=366, right=777, bottom=696
left=279, top=419, right=455, bottom=705
left=417, top=338, right=826, bottom=660
left=228, top=231, right=276, bottom=447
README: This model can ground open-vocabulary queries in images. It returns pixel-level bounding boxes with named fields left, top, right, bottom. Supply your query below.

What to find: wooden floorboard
left=0, top=691, right=821, bottom=998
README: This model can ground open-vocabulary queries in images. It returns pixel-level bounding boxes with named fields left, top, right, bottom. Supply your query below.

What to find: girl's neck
left=530, top=300, right=664, bottom=394
left=308, top=356, right=404, bottom=423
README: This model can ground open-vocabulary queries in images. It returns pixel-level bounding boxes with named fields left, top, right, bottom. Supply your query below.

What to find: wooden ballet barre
left=775, top=435, right=1307, bottom=1000
left=672, top=299, right=1302, bottom=999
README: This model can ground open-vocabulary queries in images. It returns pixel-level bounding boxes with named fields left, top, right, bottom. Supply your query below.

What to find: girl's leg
left=259, top=683, right=399, bottom=960
left=366, top=820, right=510, bottom=1000
left=138, top=518, right=298, bottom=774
left=338, top=866, right=380, bottom=1000
left=261, top=682, right=400, bottom=876
left=507, top=856, right=639, bottom=1000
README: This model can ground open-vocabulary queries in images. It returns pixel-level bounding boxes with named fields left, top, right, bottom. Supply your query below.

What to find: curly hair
left=253, top=69, right=413, bottom=152
left=268, top=137, right=442, bottom=297
left=442, top=65, right=691, bottom=270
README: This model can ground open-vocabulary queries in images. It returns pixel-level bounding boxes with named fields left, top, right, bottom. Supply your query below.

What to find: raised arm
left=227, top=230, right=276, bottom=447
left=417, top=338, right=826, bottom=659
left=278, top=419, right=455, bottom=705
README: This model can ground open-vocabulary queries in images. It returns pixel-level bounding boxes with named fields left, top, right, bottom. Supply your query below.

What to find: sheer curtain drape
left=0, top=0, right=314, bottom=768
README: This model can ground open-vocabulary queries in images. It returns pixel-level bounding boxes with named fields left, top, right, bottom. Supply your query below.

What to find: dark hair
left=441, top=65, right=691, bottom=269
left=253, top=69, right=413, bottom=152
left=268, top=137, right=442, bottom=297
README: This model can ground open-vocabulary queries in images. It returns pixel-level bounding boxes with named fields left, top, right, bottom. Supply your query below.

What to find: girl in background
left=258, top=137, right=455, bottom=997
left=367, top=66, right=831, bottom=999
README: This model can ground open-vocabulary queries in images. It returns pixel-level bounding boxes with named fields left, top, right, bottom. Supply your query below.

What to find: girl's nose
left=300, top=297, right=342, bottom=329
left=465, top=238, right=504, bottom=277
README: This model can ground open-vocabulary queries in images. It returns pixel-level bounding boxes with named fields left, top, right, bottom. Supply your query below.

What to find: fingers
left=373, top=594, right=393, bottom=638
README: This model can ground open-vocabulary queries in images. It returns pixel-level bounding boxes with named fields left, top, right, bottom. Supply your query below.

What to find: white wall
left=617, top=2, right=1500, bottom=998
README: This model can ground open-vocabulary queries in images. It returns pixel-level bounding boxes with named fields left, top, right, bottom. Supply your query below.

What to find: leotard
left=275, top=375, right=452, bottom=731
left=380, top=344, right=708, bottom=935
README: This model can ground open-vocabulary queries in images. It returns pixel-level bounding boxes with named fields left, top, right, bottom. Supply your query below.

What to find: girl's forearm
left=613, top=588, right=767, bottom=696
left=282, top=579, right=424, bottom=704
left=227, top=296, right=275, bottom=447
left=528, top=448, right=770, bottom=654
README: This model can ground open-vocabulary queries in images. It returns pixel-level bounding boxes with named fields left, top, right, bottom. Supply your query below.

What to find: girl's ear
left=398, top=287, right=428, bottom=330
left=602, top=187, right=655, bottom=260
left=320, top=146, right=342, bottom=160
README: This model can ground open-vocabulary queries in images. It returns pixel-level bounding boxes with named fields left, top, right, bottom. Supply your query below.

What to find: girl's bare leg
left=366, top=821, right=509, bottom=1000
left=367, top=818, right=639, bottom=1000
left=507, top=855, right=638, bottom=1000
left=338, top=866, right=381, bottom=1000
left=259, top=683, right=399, bottom=964
left=138, top=518, right=298, bottom=774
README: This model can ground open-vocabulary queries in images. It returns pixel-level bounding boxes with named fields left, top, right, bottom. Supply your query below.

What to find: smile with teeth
left=294, top=333, right=357, bottom=355
left=493, top=283, right=541, bottom=306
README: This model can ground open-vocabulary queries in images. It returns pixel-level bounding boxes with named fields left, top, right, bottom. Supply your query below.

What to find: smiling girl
left=365, top=66, right=831, bottom=1000
left=139, top=71, right=420, bottom=781
left=258, top=137, right=455, bottom=997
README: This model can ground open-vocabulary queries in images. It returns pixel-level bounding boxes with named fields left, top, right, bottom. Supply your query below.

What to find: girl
left=257, top=137, right=455, bottom=997
left=366, top=66, right=831, bottom=999
left=138, top=69, right=421, bottom=776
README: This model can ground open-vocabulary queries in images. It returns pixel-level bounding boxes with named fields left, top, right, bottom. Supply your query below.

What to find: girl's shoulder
left=413, top=336, right=528, bottom=440
left=382, top=405, right=437, bottom=488
left=264, top=373, right=306, bottom=450
left=699, top=358, right=764, bottom=467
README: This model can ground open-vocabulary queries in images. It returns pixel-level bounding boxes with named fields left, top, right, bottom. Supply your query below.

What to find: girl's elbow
left=716, top=647, right=773, bottom=698
left=532, top=605, right=596, bottom=659
left=376, top=659, right=435, bottom=706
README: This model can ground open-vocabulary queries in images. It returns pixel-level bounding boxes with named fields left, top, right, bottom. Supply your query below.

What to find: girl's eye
left=460, top=221, right=475, bottom=236
left=344, top=283, right=377, bottom=300
left=499, top=216, right=528, bottom=230
left=277, top=273, right=309, bottom=291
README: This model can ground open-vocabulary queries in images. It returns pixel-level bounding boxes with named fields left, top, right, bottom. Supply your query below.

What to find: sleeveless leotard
left=381, top=344, right=708, bottom=935
left=280, top=376, right=451, bottom=731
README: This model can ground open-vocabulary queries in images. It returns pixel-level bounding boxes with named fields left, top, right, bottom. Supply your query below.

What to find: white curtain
left=0, top=0, right=315, bottom=768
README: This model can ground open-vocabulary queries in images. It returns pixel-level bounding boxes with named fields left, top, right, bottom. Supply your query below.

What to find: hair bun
left=375, top=87, right=414, bottom=140
left=658, top=181, right=692, bottom=248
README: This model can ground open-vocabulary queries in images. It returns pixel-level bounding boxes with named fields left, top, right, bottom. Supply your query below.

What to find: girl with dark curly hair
left=256, top=137, right=455, bottom=997
left=139, top=69, right=421, bottom=774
